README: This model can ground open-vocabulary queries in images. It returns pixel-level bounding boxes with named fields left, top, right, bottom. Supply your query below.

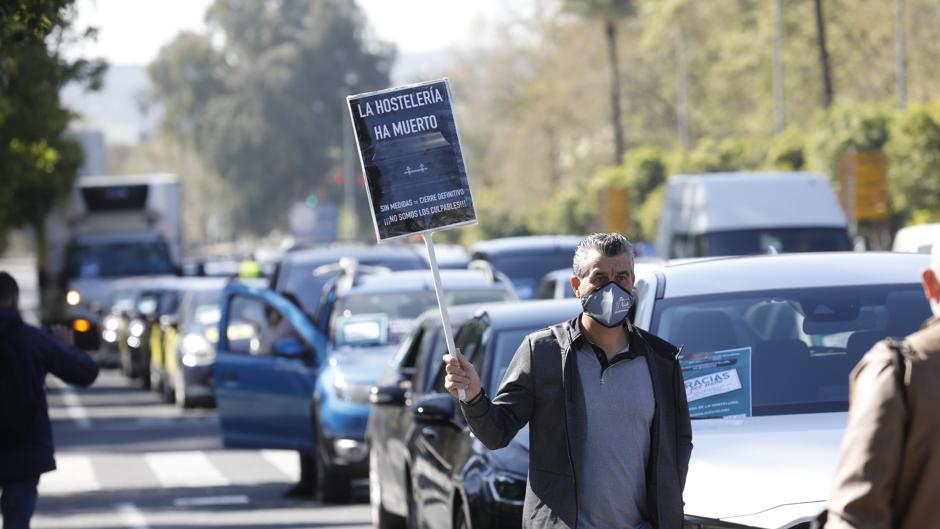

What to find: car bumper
left=321, top=434, right=369, bottom=476
left=181, top=363, right=215, bottom=399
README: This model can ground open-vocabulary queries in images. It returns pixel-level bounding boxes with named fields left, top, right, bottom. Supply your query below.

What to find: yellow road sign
left=838, top=152, right=889, bottom=221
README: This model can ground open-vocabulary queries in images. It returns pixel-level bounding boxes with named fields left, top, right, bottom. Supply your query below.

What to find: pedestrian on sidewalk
left=825, top=243, right=940, bottom=529
left=444, top=233, right=692, bottom=529
left=0, top=271, right=99, bottom=529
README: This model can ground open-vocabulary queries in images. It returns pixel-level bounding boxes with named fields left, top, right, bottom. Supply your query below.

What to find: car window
left=484, top=250, right=576, bottom=299
left=329, top=288, right=511, bottom=344
left=651, top=283, right=929, bottom=418
left=226, top=296, right=299, bottom=356
left=390, top=325, right=422, bottom=372
left=433, top=319, right=486, bottom=393
left=486, top=329, right=532, bottom=390
left=416, top=328, right=449, bottom=393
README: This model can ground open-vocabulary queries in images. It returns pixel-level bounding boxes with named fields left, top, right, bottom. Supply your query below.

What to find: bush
left=765, top=127, right=807, bottom=170
left=675, top=137, right=767, bottom=174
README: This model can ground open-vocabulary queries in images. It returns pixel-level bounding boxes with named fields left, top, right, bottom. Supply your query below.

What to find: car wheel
left=370, top=449, right=405, bottom=529
left=316, top=420, right=352, bottom=504
left=161, top=375, right=175, bottom=404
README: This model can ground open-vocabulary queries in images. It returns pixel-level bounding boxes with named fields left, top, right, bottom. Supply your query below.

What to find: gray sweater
left=574, top=343, right=654, bottom=529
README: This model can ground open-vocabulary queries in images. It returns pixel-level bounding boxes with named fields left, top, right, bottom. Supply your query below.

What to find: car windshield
left=677, top=227, right=852, bottom=258
left=68, top=240, right=174, bottom=278
left=285, top=256, right=427, bottom=313
left=486, top=250, right=575, bottom=299
left=650, top=283, right=929, bottom=418
left=191, top=290, right=222, bottom=326
left=331, top=288, right=512, bottom=342
left=489, top=328, right=532, bottom=389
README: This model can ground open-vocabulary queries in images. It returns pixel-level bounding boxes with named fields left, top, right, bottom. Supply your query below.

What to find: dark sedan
left=367, top=305, right=495, bottom=529
left=407, top=299, right=581, bottom=529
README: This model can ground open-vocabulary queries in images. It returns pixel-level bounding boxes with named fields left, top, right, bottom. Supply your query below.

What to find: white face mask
left=580, top=281, right=635, bottom=328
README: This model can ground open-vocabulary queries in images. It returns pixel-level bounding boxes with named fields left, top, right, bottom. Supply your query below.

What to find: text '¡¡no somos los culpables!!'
left=355, top=86, right=445, bottom=141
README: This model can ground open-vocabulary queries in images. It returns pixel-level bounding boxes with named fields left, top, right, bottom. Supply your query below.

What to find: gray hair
left=573, top=233, right=634, bottom=279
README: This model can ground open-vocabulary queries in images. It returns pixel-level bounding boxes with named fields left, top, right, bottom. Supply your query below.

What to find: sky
left=68, top=0, right=508, bottom=65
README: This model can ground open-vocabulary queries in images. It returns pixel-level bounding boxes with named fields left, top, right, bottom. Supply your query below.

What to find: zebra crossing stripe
left=40, top=455, right=100, bottom=495
left=115, top=502, right=150, bottom=529
left=145, top=451, right=230, bottom=488
left=260, top=450, right=301, bottom=481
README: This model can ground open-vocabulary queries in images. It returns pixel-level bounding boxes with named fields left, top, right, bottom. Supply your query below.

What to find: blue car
left=214, top=264, right=516, bottom=503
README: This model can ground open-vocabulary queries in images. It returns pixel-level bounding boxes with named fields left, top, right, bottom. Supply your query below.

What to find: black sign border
left=346, top=78, right=478, bottom=242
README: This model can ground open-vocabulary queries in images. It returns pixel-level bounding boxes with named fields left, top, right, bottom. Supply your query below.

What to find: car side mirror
left=412, top=393, right=456, bottom=423
left=370, top=383, right=408, bottom=406
left=273, top=336, right=309, bottom=359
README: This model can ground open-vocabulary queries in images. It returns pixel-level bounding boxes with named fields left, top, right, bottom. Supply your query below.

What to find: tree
left=813, top=0, right=834, bottom=107
left=148, top=0, right=394, bottom=236
left=0, top=0, right=105, bottom=250
left=564, top=0, right=635, bottom=165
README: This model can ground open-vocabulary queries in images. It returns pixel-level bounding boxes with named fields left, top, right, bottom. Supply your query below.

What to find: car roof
left=655, top=252, right=930, bottom=298
left=470, top=235, right=582, bottom=255
left=472, top=298, right=582, bottom=331
left=415, top=303, right=499, bottom=329
left=345, top=270, right=509, bottom=295
left=893, top=223, right=940, bottom=252
left=282, top=244, right=425, bottom=266
left=663, top=171, right=846, bottom=230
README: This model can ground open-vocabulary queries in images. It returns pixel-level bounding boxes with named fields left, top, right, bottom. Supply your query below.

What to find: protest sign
left=347, top=79, right=476, bottom=241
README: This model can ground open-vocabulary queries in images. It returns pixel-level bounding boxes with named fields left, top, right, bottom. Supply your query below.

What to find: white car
left=892, top=223, right=940, bottom=254
left=632, top=252, right=932, bottom=529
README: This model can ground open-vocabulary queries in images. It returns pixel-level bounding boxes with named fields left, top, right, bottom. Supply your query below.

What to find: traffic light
left=306, top=194, right=319, bottom=207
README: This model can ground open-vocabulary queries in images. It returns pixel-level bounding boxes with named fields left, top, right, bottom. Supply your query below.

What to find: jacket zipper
left=561, top=343, right=579, bottom=529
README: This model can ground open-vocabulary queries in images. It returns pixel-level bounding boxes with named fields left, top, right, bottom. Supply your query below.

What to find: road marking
left=145, top=451, right=230, bottom=488
left=39, top=455, right=100, bottom=495
left=172, top=495, right=250, bottom=507
left=60, top=384, right=92, bottom=429
left=261, top=450, right=301, bottom=481
left=115, top=502, right=150, bottom=529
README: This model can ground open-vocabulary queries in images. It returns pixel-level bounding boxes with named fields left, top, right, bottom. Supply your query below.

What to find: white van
left=656, top=172, right=851, bottom=259
left=892, top=223, right=940, bottom=254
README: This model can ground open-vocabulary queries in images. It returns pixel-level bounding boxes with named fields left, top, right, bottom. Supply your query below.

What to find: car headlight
left=66, top=290, right=81, bottom=306
left=181, top=333, right=215, bottom=367
left=104, top=315, right=121, bottom=331
left=333, top=372, right=373, bottom=403
left=129, top=320, right=146, bottom=337
left=485, top=471, right=526, bottom=505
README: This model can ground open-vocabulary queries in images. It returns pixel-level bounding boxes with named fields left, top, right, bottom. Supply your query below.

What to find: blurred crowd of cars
left=74, top=224, right=938, bottom=529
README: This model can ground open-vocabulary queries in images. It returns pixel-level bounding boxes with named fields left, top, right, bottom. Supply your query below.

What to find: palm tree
left=564, top=0, right=635, bottom=165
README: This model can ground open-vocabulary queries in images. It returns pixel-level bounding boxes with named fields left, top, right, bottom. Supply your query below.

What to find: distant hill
left=60, top=51, right=451, bottom=146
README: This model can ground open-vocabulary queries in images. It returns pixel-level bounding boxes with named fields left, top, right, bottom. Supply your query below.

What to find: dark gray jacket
left=0, top=308, right=99, bottom=481
left=461, top=317, right=692, bottom=529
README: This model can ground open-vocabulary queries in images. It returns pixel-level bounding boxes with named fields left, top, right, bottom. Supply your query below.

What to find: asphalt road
left=31, top=368, right=372, bottom=529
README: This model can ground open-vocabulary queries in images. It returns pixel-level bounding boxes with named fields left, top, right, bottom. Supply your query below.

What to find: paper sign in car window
left=347, top=79, right=477, bottom=241
left=680, top=347, right=752, bottom=419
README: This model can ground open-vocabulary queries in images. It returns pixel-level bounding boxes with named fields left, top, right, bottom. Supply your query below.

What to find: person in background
left=825, top=243, right=940, bottom=529
left=0, top=272, right=99, bottom=529
left=444, top=233, right=692, bottom=529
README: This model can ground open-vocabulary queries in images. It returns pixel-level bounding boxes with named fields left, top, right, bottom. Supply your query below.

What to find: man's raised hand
left=443, top=352, right=482, bottom=403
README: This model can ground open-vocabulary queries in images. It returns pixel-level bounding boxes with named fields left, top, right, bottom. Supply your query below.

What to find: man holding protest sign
left=444, top=233, right=692, bottom=529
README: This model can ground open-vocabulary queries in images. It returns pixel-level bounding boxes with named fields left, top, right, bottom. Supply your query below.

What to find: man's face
left=571, top=250, right=635, bottom=299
